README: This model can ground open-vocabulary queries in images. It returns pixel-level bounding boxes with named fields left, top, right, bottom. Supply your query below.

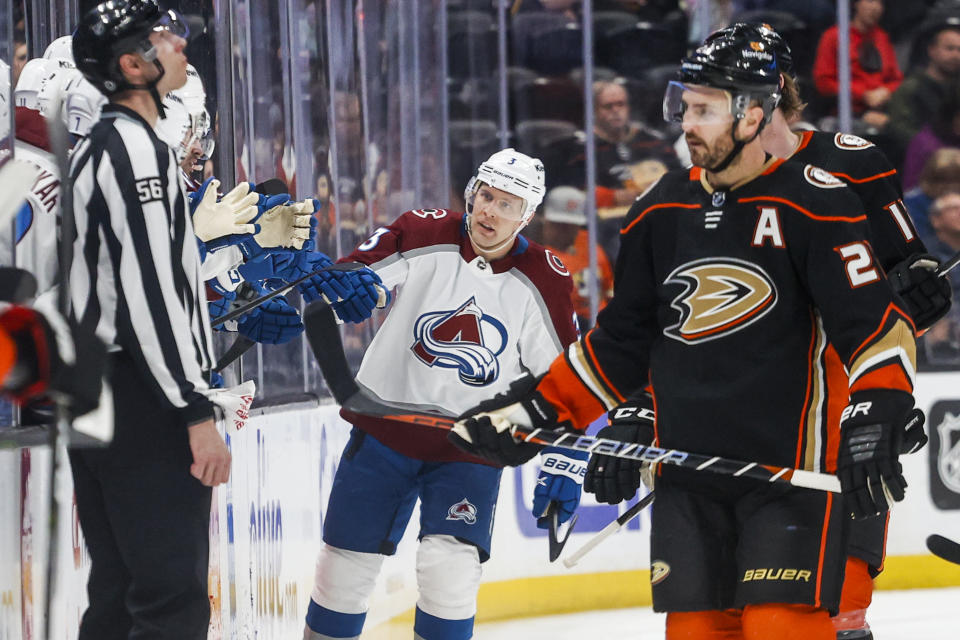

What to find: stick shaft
left=562, top=492, right=654, bottom=568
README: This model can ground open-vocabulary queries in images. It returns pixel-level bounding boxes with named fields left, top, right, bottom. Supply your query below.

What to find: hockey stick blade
left=213, top=335, right=256, bottom=373
left=210, top=261, right=365, bottom=327
left=927, top=534, right=960, bottom=565
left=563, top=491, right=655, bottom=568
left=937, top=249, right=960, bottom=277
left=537, top=502, right=578, bottom=563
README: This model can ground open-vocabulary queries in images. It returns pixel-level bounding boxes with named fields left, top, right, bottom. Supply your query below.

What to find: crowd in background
left=7, top=0, right=960, bottom=401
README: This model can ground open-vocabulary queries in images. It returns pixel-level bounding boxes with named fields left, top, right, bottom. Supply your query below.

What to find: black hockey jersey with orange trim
left=790, top=130, right=924, bottom=270
left=537, top=158, right=916, bottom=473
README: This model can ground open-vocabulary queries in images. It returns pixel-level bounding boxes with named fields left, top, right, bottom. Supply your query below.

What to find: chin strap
left=114, top=60, right=168, bottom=119
left=707, top=117, right=768, bottom=174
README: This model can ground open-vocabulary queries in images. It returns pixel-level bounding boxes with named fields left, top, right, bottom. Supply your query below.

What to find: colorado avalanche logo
left=411, top=297, right=508, bottom=386
left=446, top=498, right=478, bottom=525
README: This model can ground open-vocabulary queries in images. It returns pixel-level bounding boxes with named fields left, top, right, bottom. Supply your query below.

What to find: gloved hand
left=248, top=198, right=313, bottom=253
left=208, top=290, right=239, bottom=331
left=887, top=253, right=952, bottom=331
left=585, top=392, right=656, bottom=505
left=207, top=380, right=256, bottom=433
left=299, top=199, right=321, bottom=252
left=203, top=191, right=289, bottom=256
left=236, top=293, right=304, bottom=344
left=838, top=389, right=913, bottom=519
left=533, top=447, right=588, bottom=528
left=0, top=305, right=107, bottom=418
left=449, top=375, right=566, bottom=467
left=189, top=178, right=259, bottom=242
left=900, top=408, right=928, bottom=454
left=328, top=269, right=389, bottom=323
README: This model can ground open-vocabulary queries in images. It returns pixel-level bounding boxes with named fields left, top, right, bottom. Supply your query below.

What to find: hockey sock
left=741, top=603, right=833, bottom=640
left=665, top=609, right=744, bottom=639
left=835, top=556, right=873, bottom=630
left=304, top=599, right=366, bottom=639
left=413, top=607, right=474, bottom=640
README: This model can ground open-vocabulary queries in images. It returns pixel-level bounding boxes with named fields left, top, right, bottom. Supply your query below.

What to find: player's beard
left=687, top=132, right=734, bottom=171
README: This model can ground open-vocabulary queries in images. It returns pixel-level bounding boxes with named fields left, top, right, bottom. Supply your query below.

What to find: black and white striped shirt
left=69, top=104, right=215, bottom=425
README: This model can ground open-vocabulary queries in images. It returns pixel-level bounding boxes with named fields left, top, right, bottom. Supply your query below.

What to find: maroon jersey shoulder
left=510, top=238, right=580, bottom=347
left=343, top=208, right=465, bottom=265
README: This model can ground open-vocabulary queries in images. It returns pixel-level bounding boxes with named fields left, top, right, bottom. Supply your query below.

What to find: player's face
left=470, top=184, right=526, bottom=248
left=151, top=30, right=189, bottom=95
left=680, top=87, right=736, bottom=169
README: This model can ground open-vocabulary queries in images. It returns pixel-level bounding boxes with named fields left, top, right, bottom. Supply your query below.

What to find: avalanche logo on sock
left=446, top=498, right=478, bottom=525
left=411, top=297, right=508, bottom=386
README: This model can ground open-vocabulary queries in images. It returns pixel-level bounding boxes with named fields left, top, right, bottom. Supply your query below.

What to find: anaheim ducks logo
left=833, top=132, right=874, bottom=150
left=664, top=258, right=777, bottom=344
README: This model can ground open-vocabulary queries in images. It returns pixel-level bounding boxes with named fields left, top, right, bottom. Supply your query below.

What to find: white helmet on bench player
left=465, top=148, right=546, bottom=224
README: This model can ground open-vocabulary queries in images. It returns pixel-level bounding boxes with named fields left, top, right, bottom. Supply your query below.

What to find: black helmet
left=678, top=26, right=781, bottom=95
left=707, top=22, right=794, bottom=78
left=72, top=0, right=188, bottom=96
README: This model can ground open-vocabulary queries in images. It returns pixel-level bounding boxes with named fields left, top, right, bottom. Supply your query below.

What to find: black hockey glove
left=449, top=375, right=565, bottom=467
left=887, top=254, right=952, bottom=331
left=837, top=390, right=913, bottom=519
left=900, top=408, right=927, bottom=455
left=584, top=392, right=655, bottom=504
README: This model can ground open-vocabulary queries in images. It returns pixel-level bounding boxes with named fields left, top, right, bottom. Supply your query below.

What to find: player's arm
left=792, top=191, right=918, bottom=518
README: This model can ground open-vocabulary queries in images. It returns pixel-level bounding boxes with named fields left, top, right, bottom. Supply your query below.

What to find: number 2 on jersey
left=836, top=242, right=880, bottom=288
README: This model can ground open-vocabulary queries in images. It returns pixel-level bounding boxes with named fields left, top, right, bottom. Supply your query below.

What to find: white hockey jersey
left=342, top=208, right=579, bottom=463
left=0, top=108, right=61, bottom=293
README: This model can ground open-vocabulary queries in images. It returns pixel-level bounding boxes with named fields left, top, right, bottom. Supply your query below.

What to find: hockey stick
left=563, top=491, right=655, bottom=568
left=926, top=534, right=960, bottom=566
left=302, top=300, right=843, bottom=494
left=209, top=261, right=365, bottom=327
left=937, top=249, right=960, bottom=277
left=537, top=502, right=578, bottom=562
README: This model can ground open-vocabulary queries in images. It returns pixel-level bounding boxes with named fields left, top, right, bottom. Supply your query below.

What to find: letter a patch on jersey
left=411, top=297, right=508, bottom=386
left=664, top=258, right=777, bottom=344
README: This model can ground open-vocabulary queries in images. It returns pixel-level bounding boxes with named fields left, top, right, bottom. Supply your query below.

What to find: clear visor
left=138, top=10, right=190, bottom=61
left=190, top=110, right=215, bottom=158
left=466, top=181, right=528, bottom=221
left=663, top=81, right=734, bottom=126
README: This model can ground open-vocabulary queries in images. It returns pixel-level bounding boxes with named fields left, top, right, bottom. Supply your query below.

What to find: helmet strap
left=707, top=114, right=767, bottom=174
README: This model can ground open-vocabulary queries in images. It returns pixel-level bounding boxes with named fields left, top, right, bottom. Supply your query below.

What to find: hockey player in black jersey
left=451, top=29, right=920, bottom=640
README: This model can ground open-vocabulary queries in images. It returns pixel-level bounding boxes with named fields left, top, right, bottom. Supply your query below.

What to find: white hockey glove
left=192, top=179, right=259, bottom=242
left=207, top=380, right=256, bottom=434
left=253, top=198, right=313, bottom=250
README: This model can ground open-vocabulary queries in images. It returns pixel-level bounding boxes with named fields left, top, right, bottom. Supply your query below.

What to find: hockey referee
left=67, top=2, right=228, bottom=638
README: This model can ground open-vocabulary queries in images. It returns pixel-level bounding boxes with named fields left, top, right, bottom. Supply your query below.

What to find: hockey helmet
left=43, top=35, right=76, bottom=65
left=664, top=26, right=782, bottom=127
left=155, top=64, right=213, bottom=160
left=64, top=75, right=107, bottom=137
left=464, top=148, right=546, bottom=223
left=73, top=0, right=189, bottom=96
left=14, top=58, right=54, bottom=110
left=36, top=63, right=83, bottom=123
left=707, top=22, right=794, bottom=78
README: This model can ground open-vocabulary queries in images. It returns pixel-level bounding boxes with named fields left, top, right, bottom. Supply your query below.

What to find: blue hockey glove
left=210, top=370, right=225, bottom=389
left=208, top=290, right=238, bottom=330
left=236, top=294, right=304, bottom=344
left=188, top=175, right=219, bottom=216
left=204, top=191, right=290, bottom=257
left=533, top=446, right=588, bottom=528
left=328, top=269, right=388, bottom=324
left=300, top=200, right=320, bottom=253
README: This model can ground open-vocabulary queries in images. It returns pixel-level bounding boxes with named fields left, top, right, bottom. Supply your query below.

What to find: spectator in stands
left=917, top=189, right=960, bottom=363
left=905, top=147, right=960, bottom=241
left=813, top=0, right=902, bottom=129
left=553, top=80, right=679, bottom=258
left=539, top=186, right=614, bottom=328
left=887, top=21, right=960, bottom=157
left=902, top=82, right=960, bottom=190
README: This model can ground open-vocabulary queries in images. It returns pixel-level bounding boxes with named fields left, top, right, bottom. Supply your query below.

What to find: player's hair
left=778, top=74, right=807, bottom=123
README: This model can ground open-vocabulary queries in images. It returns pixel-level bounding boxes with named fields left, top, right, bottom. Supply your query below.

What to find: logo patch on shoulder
left=803, top=164, right=845, bottom=189
left=664, top=258, right=777, bottom=344
left=446, top=498, right=478, bottom=524
left=833, top=133, right=874, bottom=150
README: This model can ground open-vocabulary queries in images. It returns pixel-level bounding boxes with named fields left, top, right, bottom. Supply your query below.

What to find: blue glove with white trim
left=533, top=446, right=588, bottom=528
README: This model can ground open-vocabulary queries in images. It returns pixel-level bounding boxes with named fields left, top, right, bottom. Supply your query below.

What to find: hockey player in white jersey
left=303, top=149, right=585, bottom=640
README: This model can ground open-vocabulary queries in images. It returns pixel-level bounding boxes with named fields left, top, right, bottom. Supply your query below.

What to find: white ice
left=469, top=588, right=960, bottom=638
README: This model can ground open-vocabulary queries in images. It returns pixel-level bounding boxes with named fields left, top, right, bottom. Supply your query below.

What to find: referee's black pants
left=68, top=354, right=212, bottom=640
